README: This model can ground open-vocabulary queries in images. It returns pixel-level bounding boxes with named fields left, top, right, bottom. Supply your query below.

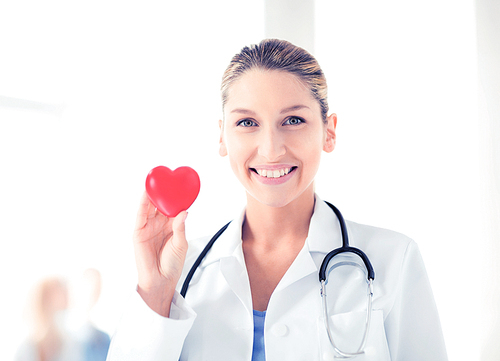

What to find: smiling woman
left=106, top=39, right=448, bottom=361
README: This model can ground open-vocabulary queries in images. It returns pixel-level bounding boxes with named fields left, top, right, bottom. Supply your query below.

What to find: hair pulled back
left=221, top=39, right=329, bottom=122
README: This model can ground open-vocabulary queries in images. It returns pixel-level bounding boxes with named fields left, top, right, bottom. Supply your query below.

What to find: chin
left=245, top=189, right=289, bottom=208
left=246, top=185, right=314, bottom=210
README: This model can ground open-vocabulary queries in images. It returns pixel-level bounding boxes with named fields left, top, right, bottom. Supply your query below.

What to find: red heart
left=145, top=166, right=200, bottom=217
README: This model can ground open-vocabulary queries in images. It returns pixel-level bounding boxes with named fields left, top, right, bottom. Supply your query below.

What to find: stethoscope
left=181, top=201, right=375, bottom=358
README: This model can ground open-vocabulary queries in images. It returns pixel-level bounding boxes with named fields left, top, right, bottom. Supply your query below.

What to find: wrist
left=137, top=283, right=176, bottom=317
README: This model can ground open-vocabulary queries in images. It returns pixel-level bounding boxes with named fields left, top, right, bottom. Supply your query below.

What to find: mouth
left=250, top=166, right=297, bottom=179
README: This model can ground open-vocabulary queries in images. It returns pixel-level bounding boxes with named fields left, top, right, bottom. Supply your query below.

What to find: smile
left=251, top=167, right=297, bottom=179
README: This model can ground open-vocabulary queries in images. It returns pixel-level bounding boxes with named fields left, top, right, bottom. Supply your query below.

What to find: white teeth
left=255, top=167, right=293, bottom=178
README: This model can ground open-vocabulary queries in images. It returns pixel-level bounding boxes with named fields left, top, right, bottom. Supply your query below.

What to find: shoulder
left=347, top=220, right=415, bottom=254
left=347, top=220, right=422, bottom=272
left=178, top=214, right=244, bottom=293
left=183, top=210, right=244, bottom=270
left=346, top=220, right=431, bottom=309
left=184, top=235, right=213, bottom=269
left=178, top=222, right=235, bottom=292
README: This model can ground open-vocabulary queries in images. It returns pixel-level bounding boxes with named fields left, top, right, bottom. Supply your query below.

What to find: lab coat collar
left=198, top=195, right=343, bottom=268
left=196, top=195, right=344, bottom=312
left=306, top=195, right=343, bottom=254
left=198, top=208, right=252, bottom=314
left=199, top=207, right=246, bottom=269
left=276, top=196, right=344, bottom=291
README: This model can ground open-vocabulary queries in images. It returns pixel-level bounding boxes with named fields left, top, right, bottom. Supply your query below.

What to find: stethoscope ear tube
left=181, top=201, right=375, bottom=296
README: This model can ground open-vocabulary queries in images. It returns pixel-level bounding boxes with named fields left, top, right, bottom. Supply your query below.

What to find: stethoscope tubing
left=180, top=221, right=232, bottom=298
left=320, top=202, right=375, bottom=282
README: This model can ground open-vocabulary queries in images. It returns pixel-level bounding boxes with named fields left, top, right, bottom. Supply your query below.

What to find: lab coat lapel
left=199, top=209, right=253, bottom=315
left=276, top=197, right=343, bottom=291
left=275, top=241, right=318, bottom=291
left=196, top=198, right=343, bottom=313
left=219, top=246, right=253, bottom=316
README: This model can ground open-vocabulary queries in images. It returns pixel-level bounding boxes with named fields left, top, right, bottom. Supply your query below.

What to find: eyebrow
left=230, top=108, right=256, bottom=115
left=229, top=105, right=310, bottom=115
left=280, top=105, right=310, bottom=114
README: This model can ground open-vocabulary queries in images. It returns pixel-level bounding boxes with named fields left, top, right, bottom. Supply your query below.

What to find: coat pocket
left=318, top=309, right=391, bottom=360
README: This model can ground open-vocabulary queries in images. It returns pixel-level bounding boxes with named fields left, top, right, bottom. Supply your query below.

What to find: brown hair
left=221, top=39, right=329, bottom=122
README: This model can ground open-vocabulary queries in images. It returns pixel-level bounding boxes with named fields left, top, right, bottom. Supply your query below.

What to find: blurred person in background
left=75, top=268, right=110, bottom=361
left=14, top=277, right=82, bottom=361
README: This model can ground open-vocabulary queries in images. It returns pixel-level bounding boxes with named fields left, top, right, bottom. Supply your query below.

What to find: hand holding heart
left=133, top=166, right=200, bottom=317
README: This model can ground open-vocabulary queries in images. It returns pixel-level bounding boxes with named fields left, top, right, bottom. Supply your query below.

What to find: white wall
left=476, top=0, right=500, bottom=359
left=265, top=0, right=315, bottom=54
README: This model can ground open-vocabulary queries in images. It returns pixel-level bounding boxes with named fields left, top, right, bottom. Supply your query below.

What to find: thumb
left=171, top=211, right=188, bottom=251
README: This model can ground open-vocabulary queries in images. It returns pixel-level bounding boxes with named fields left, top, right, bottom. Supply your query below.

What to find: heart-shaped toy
left=145, top=166, right=200, bottom=217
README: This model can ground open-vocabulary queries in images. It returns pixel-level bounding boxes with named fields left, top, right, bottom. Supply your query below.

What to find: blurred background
left=0, top=0, right=498, bottom=360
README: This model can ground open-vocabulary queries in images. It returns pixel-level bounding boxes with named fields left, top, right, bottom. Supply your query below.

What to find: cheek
left=290, top=133, right=324, bottom=179
left=226, top=131, right=254, bottom=156
left=226, top=136, right=250, bottom=171
left=289, top=129, right=324, bottom=156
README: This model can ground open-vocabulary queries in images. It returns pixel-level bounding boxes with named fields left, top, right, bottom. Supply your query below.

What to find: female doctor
left=106, top=39, right=448, bottom=361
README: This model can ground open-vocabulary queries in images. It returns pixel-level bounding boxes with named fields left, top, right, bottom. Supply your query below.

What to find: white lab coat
left=107, top=197, right=447, bottom=361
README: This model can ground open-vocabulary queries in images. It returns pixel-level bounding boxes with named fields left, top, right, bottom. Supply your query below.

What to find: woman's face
left=220, top=69, right=336, bottom=208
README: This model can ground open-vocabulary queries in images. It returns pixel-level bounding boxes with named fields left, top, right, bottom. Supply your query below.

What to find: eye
left=237, top=119, right=257, bottom=127
left=283, top=116, right=304, bottom=126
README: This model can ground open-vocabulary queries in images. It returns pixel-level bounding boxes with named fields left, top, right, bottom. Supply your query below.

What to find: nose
left=257, top=126, right=286, bottom=161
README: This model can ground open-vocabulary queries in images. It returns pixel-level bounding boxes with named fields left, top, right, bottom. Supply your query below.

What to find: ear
left=218, top=119, right=228, bottom=157
left=323, top=113, right=337, bottom=153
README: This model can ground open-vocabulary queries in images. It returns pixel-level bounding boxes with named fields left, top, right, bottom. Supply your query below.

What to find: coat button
left=271, top=324, right=288, bottom=337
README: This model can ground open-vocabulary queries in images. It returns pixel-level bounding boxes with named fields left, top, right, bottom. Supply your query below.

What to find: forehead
left=224, top=69, right=319, bottom=115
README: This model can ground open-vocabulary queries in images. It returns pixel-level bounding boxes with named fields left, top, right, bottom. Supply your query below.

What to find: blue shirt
left=78, top=324, right=111, bottom=361
left=252, top=310, right=266, bottom=361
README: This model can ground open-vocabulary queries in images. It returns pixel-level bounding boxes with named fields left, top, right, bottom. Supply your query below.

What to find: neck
left=243, top=187, right=316, bottom=251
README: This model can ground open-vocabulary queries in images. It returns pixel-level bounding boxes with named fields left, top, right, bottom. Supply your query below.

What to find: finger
left=171, top=211, right=188, bottom=251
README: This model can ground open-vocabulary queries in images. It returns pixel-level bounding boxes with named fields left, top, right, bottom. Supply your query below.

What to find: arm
left=384, top=241, right=448, bottom=361
left=106, top=291, right=196, bottom=361
left=106, top=191, right=194, bottom=361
